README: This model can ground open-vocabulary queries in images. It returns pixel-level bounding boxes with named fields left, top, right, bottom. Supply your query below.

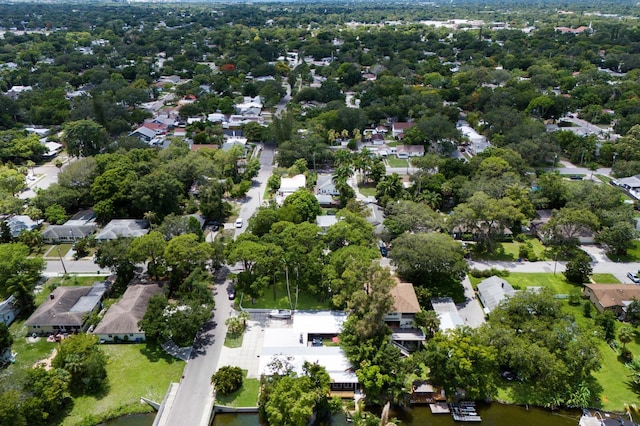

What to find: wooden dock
left=429, top=402, right=451, bottom=414
left=450, top=402, right=482, bottom=422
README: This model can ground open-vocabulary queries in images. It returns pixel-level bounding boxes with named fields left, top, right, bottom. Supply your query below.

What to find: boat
left=450, top=402, right=481, bottom=422
left=269, top=309, right=292, bottom=319
left=579, top=409, right=639, bottom=426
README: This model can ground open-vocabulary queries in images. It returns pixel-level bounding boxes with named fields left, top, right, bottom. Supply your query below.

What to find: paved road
left=275, top=84, right=291, bottom=117
left=20, top=155, right=73, bottom=199
left=160, top=143, right=275, bottom=426
left=44, top=259, right=110, bottom=276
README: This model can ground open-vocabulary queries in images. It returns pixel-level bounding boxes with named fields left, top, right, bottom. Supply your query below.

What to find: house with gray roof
left=93, top=283, right=164, bottom=343
left=316, top=174, right=339, bottom=196
left=42, top=221, right=97, bottom=244
left=95, top=219, right=149, bottom=241
left=477, top=276, right=516, bottom=314
left=25, top=282, right=109, bottom=335
left=6, top=215, right=38, bottom=238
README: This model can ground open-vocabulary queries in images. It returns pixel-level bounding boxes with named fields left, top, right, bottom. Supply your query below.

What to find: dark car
left=228, top=289, right=236, bottom=300
left=380, top=246, right=388, bottom=257
left=312, top=337, right=323, bottom=346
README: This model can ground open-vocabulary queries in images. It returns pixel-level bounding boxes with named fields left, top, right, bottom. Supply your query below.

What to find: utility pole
left=57, top=247, right=67, bottom=274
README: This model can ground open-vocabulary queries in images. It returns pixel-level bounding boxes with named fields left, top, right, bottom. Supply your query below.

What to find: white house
left=316, top=174, right=339, bottom=196
left=396, top=145, right=425, bottom=158
left=391, top=122, right=415, bottom=138
left=431, top=297, right=464, bottom=333
left=0, top=295, right=20, bottom=326
left=277, top=174, right=306, bottom=204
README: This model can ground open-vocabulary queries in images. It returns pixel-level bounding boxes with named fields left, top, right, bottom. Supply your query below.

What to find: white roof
left=431, top=297, right=464, bottom=332
left=477, top=276, right=516, bottom=312
left=316, top=215, right=338, bottom=228
left=259, top=346, right=358, bottom=384
left=618, top=175, right=640, bottom=189
left=293, top=311, right=347, bottom=335
left=279, top=174, right=306, bottom=193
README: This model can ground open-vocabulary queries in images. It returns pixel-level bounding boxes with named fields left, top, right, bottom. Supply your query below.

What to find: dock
left=450, top=402, right=482, bottom=422
left=429, top=402, right=450, bottom=414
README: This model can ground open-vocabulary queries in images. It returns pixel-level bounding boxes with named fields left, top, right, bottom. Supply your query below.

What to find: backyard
left=214, top=370, right=260, bottom=408
left=240, top=281, right=332, bottom=310
left=469, top=272, right=620, bottom=292
left=607, top=240, right=640, bottom=262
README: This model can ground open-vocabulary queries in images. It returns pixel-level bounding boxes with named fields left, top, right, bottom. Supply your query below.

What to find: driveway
left=457, top=276, right=485, bottom=328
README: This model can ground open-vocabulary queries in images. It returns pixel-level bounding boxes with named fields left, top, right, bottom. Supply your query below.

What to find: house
left=385, top=280, right=425, bottom=351
left=0, top=295, right=20, bottom=326
left=396, top=145, right=425, bottom=159
left=42, top=221, right=97, bottom=244
left=431, top=297, right=465, bottom=332
left=316, top=194, right=337, bottom=208
left=316, top=174, right=339, bottom=196
left=316, top=215, right=338, bottom=233
left=391, top=122, right=415, bottom=138
left=584, top=284, right=640, bottom=318
left=258, top=311, right=358, bottom=396
left=477, top=276, right=517, bottom=313
left=95, top=219, right=149, bottom=241
left=277, top=174, right=306, bottom=204
left=41, top=141, right=63, bottom=159
left=25, top=282, right=109, bottom=335
left=129, top=126, right=157, bottom=143
left=93, top=283, right=164, bottom=343
left=6, top=215, right=38, bottom=238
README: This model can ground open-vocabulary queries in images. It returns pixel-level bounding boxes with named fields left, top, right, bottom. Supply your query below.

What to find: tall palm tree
left=618, top=326, right=635, bottom=348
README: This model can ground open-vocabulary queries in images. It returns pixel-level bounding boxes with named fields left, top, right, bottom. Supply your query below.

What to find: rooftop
left=389, top=280, right=421, bottom=314
left=93, top=283, right=164, bottom=335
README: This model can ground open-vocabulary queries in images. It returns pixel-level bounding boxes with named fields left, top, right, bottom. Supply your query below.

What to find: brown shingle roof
left=93, top=283, right=164, bottom=335
left=25, top=284, right=106, bottom=328
left=389, top=279, right=421, bottom=314
left=585, top=284, right=640, bottom=309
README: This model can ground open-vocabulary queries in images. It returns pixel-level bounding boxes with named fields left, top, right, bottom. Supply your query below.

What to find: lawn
left=44, top=243, right=73, bottom=258
left=240, top=281, right=331, bottom=310
left=591, top=274, right=620, bottom=284
left=215, top=373, right=260, bottom=408
left=472, top=238, right=546, bottom=262
left=224, top=332, right=244, bottom=348
left=62, top=343, right=185, bottom=425
left=608, top=240, right=640, bottom=262
left=386, top=157, right=408, bottom=168
left=358, top=183, right=376, bottom=197
left=506, top=272, right=577, bottom=294
left=6, top=319, right=56, bottom=370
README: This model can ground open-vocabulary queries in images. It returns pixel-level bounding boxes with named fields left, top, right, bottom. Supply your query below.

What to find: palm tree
left=143, top=211, right=158, bottom=228
left=332, top=164, right=354, bottom=183
left=618, top=325, right=635, bottom=348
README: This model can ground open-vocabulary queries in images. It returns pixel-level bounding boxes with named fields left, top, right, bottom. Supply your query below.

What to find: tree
left=52, top=333, right=107, bottom=394
left=129, top=231, right=167, bottom=279
left=131, top=171, right=183, bottom=220
left=422, top=327, right=498, bottom=400
left=595, top=311, right=616, bottom=342
left=22, top=367, right=71, bottom=424
left=164, top=233, right=212, bottom=291
left=390, top=232, right=467, bottom=292
left=618, top=326, right=635, bottom=349
left=383, top=200, right=444, bottom=239
left=627, top=299, right=640, bottom=327
left=0, top=242, right=45, bottom=311
left=44, top=203, right=67, bottom=225
left=0, top=165, right=26, bottom=196
left=563, top=251, right=593, bottom=284
left=211, top=366, right=244, bottom=395
left=542, top=207, right=600, bottom=246
left=95, top=237, right=136, bottom=288
left=0, top=322, right=12, bottom=351
left=596, top=222, right=638, bottom=257
left=281, top=189, right=322, bottom=223
left=62, top=119, right=110, bottom=157
left=138, top=294, right=169, bottom=343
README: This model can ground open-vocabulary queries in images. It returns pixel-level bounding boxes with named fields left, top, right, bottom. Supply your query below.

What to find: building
left=93, top=283, right=164, bottom=343
left=391, top=122, right=415, bottom=138
left=95, top=219, right=149, bottom=241
left=396, top=145, right=425, bottom=159
left=0, top=295, right=20, bottom=326
left=41, top=221, right=97, bottom=244
left=258, top=312, right=358, bottom=397
left=477, top=276, right=516, bottom=313
left=316, top=215, right=338, bottom=233
left=385, top=280, right=425, bottom=351
left=277, top=174, right=306, bottom=204
left=316, top=174, right=339, bottom=196
left=6, top=215, right=38, bottom=238
left=584, top=284, right=640, bottom=318
left=431, top=297, right=465, bottom=332
left=25, top=282, right=109, bottom=335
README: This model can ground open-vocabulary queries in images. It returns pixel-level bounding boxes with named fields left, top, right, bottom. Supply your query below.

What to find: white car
left=235, top=218, right=243, bottom=228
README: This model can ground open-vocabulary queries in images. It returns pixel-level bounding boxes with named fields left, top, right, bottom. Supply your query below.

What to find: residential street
left=158, top=143, right=274, bottom=426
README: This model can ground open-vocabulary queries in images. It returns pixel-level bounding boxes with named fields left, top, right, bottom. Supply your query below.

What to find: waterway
left=211, top=404, right=584, bottom=426
left=101, top=413, right=155, bottom=426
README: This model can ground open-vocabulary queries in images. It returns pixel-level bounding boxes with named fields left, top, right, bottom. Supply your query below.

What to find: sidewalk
left=216, top=319, right=265, bottom=378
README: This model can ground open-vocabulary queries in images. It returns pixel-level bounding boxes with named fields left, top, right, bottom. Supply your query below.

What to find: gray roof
left=7, top=215, right=38, bottom=237
left=477, top=276, right=516, bottom=313
left=25, top=282, right=107, bottom=328
left=96, top=219, right=149, bottom=240
left=431, top=297, right=465, bottom=331
left=93, top=283, right=164, bottom=335
left=316, top=215, right=338, bottom=229
left=618, top=175, right=640, bottom=189
left=42, top=224, right=96, bottom=240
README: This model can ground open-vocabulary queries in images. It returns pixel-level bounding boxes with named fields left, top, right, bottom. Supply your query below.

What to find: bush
left=568, top=288, right=582, bottom=306
left=621, top=347, right=634, bottom=363
left=582, top=301, right=593, bottom=318
left=469, top=268, right=510, bottom=278
left=211, top=366, right=243, bottom=395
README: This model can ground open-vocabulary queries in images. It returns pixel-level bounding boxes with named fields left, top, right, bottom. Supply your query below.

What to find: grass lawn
left=473, top=239, right=546, bottom=261
left=358, top=183, right=376, bottom=197
left=591, top=273, right=620, bottom=284
left=215, top=372, right=260, bottom=408
left=225, top=332, right=244, bottom=348
left=6, top=319, right=56, bottom=371
left=506, top=272, right=577, bottom=294
left=62, top=344, right=185, bottom=425
left=241, top=281, right=331, bottom=310
left=44, top=243, right=73, bottom=258
left=386, top=157, right=408, bottom=168
left=608, top=240, right=640, bottom=262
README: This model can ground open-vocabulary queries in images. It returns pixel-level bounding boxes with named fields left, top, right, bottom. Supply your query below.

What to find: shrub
left=211, top=366, right=243, bottom=395
left=621, top=347, right=634, bottom=363
left=582, top=301, right=593, bottom=318
left=469, top=268, right=510, bottom=278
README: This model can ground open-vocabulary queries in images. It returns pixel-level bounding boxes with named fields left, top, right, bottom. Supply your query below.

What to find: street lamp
left=553, top=153, right=558, bottom=168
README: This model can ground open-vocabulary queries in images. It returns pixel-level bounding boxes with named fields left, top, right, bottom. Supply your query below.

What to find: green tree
left=62, top=119, right=110, bottom=157
left=0, top=165, right=26, bottom=196
left=52, top=333, right=108, bottom=394
left=595, top=311, right=616, bottom=342
left=44, top=203, right=67, bottom=225
left=129, top=231, right=167, bottom=279
left=563, top=251, right=593, bottom=284
left=618, top=326, right=635, bottom=349
left=95, top=237, right=136, bottom=288
left=211, top=366, right=244, bottom=395
left=627, top=299, right=640, bottom=327
left=0, top=242, right=45, bottom=311
left=0, top=322, right=12, bottom=351
left=138, top=294, right=169, bottom=343
left=596, top=222, right=638, bottom=257
left=281, top=189, right=322, bottom=223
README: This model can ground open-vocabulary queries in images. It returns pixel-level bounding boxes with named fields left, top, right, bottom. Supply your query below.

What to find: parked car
left=269, top=309, right=292, bottom=319
left=228, top=289, right=236, bottom=300
left=628, top=272, right=640, bottom=284
left=235, top=218, right=243, bottom=228
left=311, top=337, right=323, bottom=346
